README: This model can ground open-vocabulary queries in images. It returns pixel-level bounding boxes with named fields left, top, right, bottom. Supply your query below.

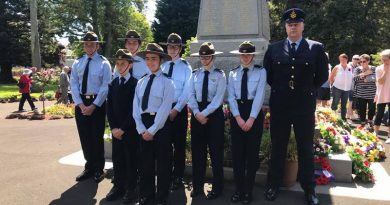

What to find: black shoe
left=264, top=188, right=279, bottom=201
left=305, top=193, right=319, bottom=205
left=105, top=186, right=124, bottom=201
left=206, top=190, right=220, bottom=200
left=75, top=169, right=92, bottom=181
left=171, top=177, right=183, bottom=190
left=123, top=189, right=137, bottom=204
left=242, top=193, right=252, bottom=204
left=93, top=171, right=105, bottom=183
left=230, top=192, right=242, bottom=203
left=190, top=188, right=201, bottom=198
left=156, top=199, right=167, bottom=205
left=135, top=197, right=152, bottom=205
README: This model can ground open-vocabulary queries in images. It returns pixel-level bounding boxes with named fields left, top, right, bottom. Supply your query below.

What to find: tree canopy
left=152, top=0, right=200, bottom=46
left=268, top=0, right=390, bottom=65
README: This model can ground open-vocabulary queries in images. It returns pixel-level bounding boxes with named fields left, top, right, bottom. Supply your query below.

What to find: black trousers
left=112, top=129, right=139, bottom=191
left=139, top=114, right=172, bottom=201
left=267, top=112, right=315, bottom=194
left=191, top=103, right=224, bottom=193
left=357, top=98, right=376, bottom=123
left=75, top=96, right=105, bottom=173
left=19, top=93, right=36, bottom=110
left=170, top=105, right=188, bottom=179
left=374, top=103, right=390, bottom=126
left=230, top=100, right=264, bottom=194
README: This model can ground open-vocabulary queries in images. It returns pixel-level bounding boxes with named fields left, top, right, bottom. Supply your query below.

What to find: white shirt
left=332, top=64, right=353, bottom=91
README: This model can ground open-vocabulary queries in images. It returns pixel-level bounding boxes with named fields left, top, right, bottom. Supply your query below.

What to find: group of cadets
left=71, top=7, right=326, bottom=205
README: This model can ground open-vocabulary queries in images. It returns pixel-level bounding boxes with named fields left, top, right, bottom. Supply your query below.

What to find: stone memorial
left=187, top=0, right=271, bottom=104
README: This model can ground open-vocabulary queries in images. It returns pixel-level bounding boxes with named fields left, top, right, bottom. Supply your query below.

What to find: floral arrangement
left=315, top=108, right=386, bottom=183
left=314, top=156, right=334, bottom=185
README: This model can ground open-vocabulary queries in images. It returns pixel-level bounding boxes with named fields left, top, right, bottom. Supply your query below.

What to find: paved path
left=0, top=101, right=390, bottom=205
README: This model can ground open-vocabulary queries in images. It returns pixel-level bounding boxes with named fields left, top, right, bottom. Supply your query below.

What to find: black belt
left=142, top=112, right=156, bottom=116
left=236, top=99, right=254, bottom=104
left=80, top=94, right=97, bottom=100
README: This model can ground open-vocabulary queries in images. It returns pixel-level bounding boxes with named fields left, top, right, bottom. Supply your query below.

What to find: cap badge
left=290, top=10, right=297, bottom=19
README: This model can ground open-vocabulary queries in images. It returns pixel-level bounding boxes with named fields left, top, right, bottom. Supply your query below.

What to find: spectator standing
left=374, top=49, right=390, bottom=143
left=353, top=54, right=377, bottom=127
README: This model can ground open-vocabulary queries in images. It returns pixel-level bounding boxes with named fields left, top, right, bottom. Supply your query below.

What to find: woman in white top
left=329, top=53, right=353, bottom=120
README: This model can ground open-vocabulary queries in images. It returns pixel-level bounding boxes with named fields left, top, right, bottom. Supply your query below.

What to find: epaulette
left=181, top=58, right=188, bottom=65
left=100, top=55, right=108, bottom=60
left=162, top=73, right=169, bottom=78
left=215, top=68, right=224, bottom=73
left=231, top=65, right=240, bottom=71
left=192, top=69, right=198, bottom=73
left=77, top=55, right=84, bottom=60
left=254, top=64, right=263, bottom=69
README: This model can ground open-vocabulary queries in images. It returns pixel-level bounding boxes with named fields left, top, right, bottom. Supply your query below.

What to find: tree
left=152, top=0, right=200, bottom=45
left=30, top=0, right=42, bottom=69
left=268, top=0, right=390, bottom=65
left=53, top=0, right=152, bottom=58
left=0, top=0, right=30, bottom=83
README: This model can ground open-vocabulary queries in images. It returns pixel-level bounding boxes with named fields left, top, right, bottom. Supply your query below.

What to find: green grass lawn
left=0, top=84, right=57, bottom=100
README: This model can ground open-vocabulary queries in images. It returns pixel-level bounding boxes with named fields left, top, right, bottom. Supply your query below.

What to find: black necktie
left=120, top=77, right=126, bottom=85
left=81, top=57, right=92, bottom=94
left=167, top=62, right=175, bottom=78
left=141, top=74, right=155, bottom=111
left=241, top=68, right=249, bottom=100
left=290, top=42, right=296, bottom=56
left=202, top=70, right=209, bottom=103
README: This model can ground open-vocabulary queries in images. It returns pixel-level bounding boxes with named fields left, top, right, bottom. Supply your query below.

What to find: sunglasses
left=353, top=58, right=360, bottom=60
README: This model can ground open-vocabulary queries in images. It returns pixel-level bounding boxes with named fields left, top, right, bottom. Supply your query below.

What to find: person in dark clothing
left=263, top=8, right=328, bottom=205
left=105, top=49, right=140, bottom=203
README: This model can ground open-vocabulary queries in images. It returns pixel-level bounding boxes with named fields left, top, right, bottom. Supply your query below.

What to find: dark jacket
left=106, top=76, right=138, bottom=132
left=264, top=38, right=328, bottom=115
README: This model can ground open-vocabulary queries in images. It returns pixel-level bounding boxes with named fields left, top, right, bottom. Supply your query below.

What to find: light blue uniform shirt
left=133, top=70, right=175, bottom=135
left=113, top=55, right=150, bottom=80
left=70, top=52, right=112, bottom=107
left=227, top=64, right=267, bottom=118
left=188, top=66, right=226, bottom=117
left=161, top=58, right=192, bottom=112
left=115, top=72, right=131, bottom=84
left=287, top=37, right=303, bottom=50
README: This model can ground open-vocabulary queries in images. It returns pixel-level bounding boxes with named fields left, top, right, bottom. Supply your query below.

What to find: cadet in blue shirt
left=133, top=43, right=174, bottom=205
left=228, top=41, right=267, bottom=204
left=188, top=42, right=226, bottom=200
left=105, top=49, right=139, bottom=203
left=70, top=32, right=112, bottom=183
left=160, top=33, right=192, bottom=190
left=114, top=30, right=149, bottom=79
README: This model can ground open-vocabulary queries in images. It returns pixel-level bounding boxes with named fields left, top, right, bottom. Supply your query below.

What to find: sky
left=58, top=0, right=157, bottom=46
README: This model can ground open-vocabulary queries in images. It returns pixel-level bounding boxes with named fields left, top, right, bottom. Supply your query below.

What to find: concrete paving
left=1, top=101, right=390, bottom=205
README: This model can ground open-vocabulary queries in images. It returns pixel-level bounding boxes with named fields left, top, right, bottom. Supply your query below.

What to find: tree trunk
left=30, top=0, right=41, bottom=70
left=103, top=0, right=113, bottom=57
left=0, top=63, right=16, bottom=83
left=91, top=0, right=100, bottom=35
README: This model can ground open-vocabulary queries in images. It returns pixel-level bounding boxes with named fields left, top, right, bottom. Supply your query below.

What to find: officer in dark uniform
left=70, top=32, right=112, bottom=183
left=133, top=43, right=174, bottom=205
left=189, top=42, right=226, bottom=200
left=263, top=8, right=328, bottom=205
left=228, top=41, right=267, bottom=204
left=105, top=49, right=139, bottom=203
left=160, top=33, right=192, bottom=190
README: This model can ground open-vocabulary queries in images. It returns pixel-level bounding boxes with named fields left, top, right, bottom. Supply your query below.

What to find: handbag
left=17, top=82, right=25, bottom=89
